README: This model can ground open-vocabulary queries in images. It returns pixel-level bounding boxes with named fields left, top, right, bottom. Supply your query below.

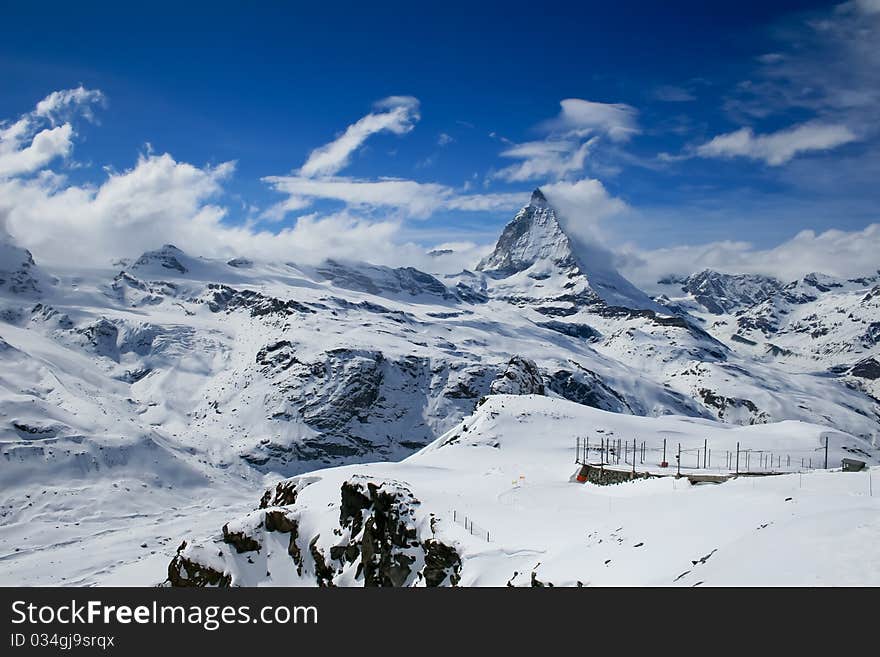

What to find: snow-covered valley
left=1, top=190, right=879, bottom=586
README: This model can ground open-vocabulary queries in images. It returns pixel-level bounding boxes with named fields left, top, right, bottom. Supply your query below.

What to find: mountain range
left=0, top=189, right=878, bottom=585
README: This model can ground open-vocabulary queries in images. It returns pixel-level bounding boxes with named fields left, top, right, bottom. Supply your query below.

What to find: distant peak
left=529, top=188, right=548, bottom=209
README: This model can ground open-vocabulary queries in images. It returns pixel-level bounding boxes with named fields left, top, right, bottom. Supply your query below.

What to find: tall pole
left=736, top=442, right=740, bottom=474
left=824, top=435, right=829, bottom=470
left=677, top=443, right=681, bottom=477
left=703, top=439, right=707, bottom=468
left=663, top=438, right=667, bottom=464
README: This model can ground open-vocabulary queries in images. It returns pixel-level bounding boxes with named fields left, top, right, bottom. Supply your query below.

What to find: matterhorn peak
left=477, top=188, right=665, bottom=312
left=476, top=189, right=572, bottom=276
left=528, top=187, right=549, bottom=209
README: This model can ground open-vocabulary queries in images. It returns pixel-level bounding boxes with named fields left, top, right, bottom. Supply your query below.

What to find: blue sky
left=1, top=0, right=878, bottom=286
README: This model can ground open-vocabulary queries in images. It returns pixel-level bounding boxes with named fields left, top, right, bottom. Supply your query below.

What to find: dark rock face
left=454, top=281, right=489, bottom=304
left=490, top=356, right=545, bottom=395
left=245, top=347, right=501, bottom=470
left=133, top=244, right=188, bottom=274
left=0, top=243, right=47, bottom=296
left=168, top=542, right=231, bottom=587
left=544, top=369, right=630, bottom=413
left=260, top=479, right=308, bottom=508
left=169, top=475, right=462, bottom=587
left=204, top=283, right=314, bottom=318
left=851, top=357, right=880, bottom=380
left=697, top=388, right=768, bottom=424
left=678, top=270, right=782, bottom=315
left=316, top=260, right=454, bottom=300
left=76, top=318, right=120, bottom=361
left=108, top=271, right=173, bottom=306
left=538, top=320, right=602, bottom=342
left=803, top=273, right=842, bottom=292
left=30, top=303, right=73, bottom=329
left=421, top=538, right=462, bottom=586
left=337, top=479, right=420, bottom=587
left=222, top=523, right=261, bottom=553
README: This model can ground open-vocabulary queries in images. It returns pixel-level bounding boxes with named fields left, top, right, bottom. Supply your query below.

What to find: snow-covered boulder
left=490, top=356, right=545, bottom=395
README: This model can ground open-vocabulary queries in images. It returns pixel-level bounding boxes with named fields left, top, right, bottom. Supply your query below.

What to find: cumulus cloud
left=617, top=223, right=880, bottom=292
left=297, top=96, right=420, bottom=178
left=0, top=123, right=74, bottom=178
left=0, top=149, right=466, bottom=270
left=695, top=121, right=858, bottom=165
left=541, top=178, right=628, bottom=243
left=0, top=87, right=103, bottom=179
left=34, top=86, right=105, bottom=124
left=0, top=90, right=534, bottom=274
left=492, top=99, right=638, bottom=183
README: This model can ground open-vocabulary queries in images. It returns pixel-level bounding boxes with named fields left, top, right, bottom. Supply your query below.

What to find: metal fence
left=575, top=434, right=833, bottom=476
left=451, top=509, right=491, bottom=542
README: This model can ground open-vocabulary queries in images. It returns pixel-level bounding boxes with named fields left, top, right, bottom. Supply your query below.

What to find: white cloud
left=540, top=178, right=628, bottom=248
left=437, top=132, right=454, bottom=146
left=298, top=96, right=420, bottom=178
left=0, top=123, right=74, bottom=178
left=263, top=175, right=449, bottom=218
left=491, top=98, right=638, bottom=183
left=34, top=86, right=105, bottom=124
left=0, top=87, right=103, bottom=179
left=264, top=174, right=525, bottom=218
left=444, top=192, right=525, bottom=212
left=617, top=223, right=880, bottom=292
left=492, top=139, right=594, bottom=182
left=1, top=153, right=233, bottom=263
left=695, top=121, right=858, bottom=165
left=544, top=99, right=639, bottom=142
left=0, top=150, right=453, bottom=270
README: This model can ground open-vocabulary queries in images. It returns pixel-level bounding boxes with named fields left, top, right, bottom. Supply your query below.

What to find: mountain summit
left=477, top=188, right=661, bottom=311
left=476, top=188, right=575, bottom=276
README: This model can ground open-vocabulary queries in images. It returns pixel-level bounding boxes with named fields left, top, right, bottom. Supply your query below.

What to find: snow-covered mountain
left=658, top=269, right=783, bottom=315
left=477, top=189, right=663, bottom=312
left=1, top=189, right=878, bottom=585
left=658, top=268, right=880, bottom=402
left=169, top=395, right=880, bottom=587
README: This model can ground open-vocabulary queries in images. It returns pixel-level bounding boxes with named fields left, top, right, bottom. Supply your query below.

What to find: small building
left=841, top=458, right=866, bottom=472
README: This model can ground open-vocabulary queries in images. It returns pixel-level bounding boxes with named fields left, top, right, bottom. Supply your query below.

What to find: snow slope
left=1, top=190, right=879, bottom=585
left=170, top=395, right=880, bottom=587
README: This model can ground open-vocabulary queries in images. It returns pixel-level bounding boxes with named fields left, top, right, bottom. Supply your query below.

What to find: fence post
left=736, top=442, right=740, bottom=474
left=663, top=438, right=667, bottom=465
left=632, top=439, right=636, bottom=474
left=677, top=443, right=681, bottom=477
left=703, top=439, right=707, bottom=468
left=824, top=435, right=829, bottom=470
left=576, top=437, right=580, bottom=463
